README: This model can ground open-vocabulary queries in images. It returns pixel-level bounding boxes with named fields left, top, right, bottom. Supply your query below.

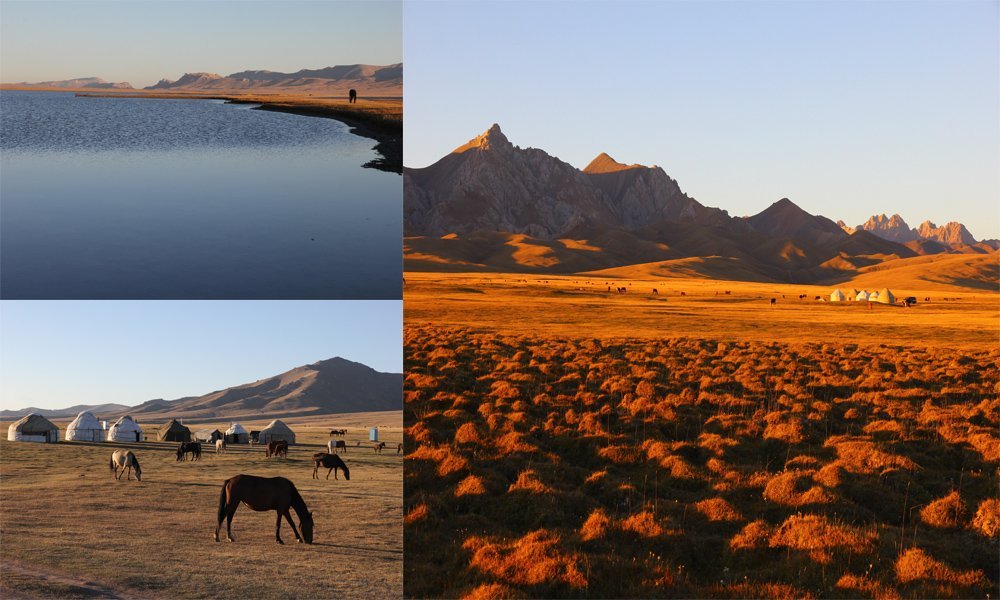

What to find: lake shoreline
left=60, top=90, right=402, bottom=174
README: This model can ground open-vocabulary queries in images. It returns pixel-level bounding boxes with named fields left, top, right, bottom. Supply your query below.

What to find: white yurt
left=877, top=288, right=896, bottom=305
left=855, top=290, right=869, bottom=301
left=258, top=419, right=296, bottom=445
left=107, top=415, right=143, bottom=442
left=830, top=289, right=846, bottom=302
left=225, top=423, right=249, bottom=444
left=869, top=291, right=880, bottom=302
left=65, top=411, right=104, bottom=442
left=7, top=413, right=60, bottom=443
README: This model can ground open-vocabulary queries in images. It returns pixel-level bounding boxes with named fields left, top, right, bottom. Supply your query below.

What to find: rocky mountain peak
left=583, top=152, right=645, bottom=174
left=451, top=123, right=512, bottom=154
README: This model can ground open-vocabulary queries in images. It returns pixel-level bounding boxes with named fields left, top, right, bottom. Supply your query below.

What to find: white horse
left=109, top=449, right=142, bottom=481
left=327, top=440, right=336, bottom=454
left=216, top=439, right=227, bottom=454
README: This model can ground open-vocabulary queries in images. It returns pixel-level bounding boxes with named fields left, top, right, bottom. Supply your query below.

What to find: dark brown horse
left=176, top=442, right=202, bottom=462
left=348, top=88, right=357, bottom=103
left=374, top=441, right=386, bottom=454
left=214, top=475, right=313, bottom=544
left=265, top=440, right=288, bottom=458
left=311, top=452, right=350, bottom=480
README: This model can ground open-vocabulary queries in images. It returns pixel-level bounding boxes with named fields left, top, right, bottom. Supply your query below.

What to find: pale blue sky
left=0, top=0, right=402, bottom=87
left=0, top=301, right=402, bottom=410
left=405, top=1, right=1000, bottom=239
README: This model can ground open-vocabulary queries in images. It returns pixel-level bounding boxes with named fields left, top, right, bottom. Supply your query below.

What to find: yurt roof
left=111, top=415, right=142, bottom=432
left=830, top=289, right=845, bottom=299
left=260, top=419, right=294, bottom=434
left=195, top=428, right=222, bottom=436
left=878, top=288, right=896, bottom=303
left=159, top=419, right=190, bottom=434
left=10, top=413, right=59, bottom=434
left=226, top=423, right=247, bottom=435
left=67, top=411, right=101, bottom=430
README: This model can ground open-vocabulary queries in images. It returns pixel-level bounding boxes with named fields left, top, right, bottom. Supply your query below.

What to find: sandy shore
left=8, top=88, right=403, bottom=173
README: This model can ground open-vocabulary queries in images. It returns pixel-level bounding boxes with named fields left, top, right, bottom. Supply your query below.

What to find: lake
left=0, top=91, right=400, bottom=299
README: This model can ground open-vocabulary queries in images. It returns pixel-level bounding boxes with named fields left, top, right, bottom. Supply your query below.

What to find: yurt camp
left=107, top=416, right=143, bottom=443
left=157, top=419, right=191, bottom=442
left=855, top=290, right=870, bottom=302
left=258, top=419, right=296, bottom=445
left=7, top=413, right=60, bottom=443
left=830, top=289, right=846, bottom=302
left=877, top=288, right=896, bottom=305
left=194, top=429, right=223, bottom=443
left=225, top=423, right=249, bottom=444
left=65, top=411, right=104, bottom=442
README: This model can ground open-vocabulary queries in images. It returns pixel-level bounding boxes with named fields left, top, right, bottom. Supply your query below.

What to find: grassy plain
left=403, top=272, right=999, bottom=598
left=1, top=412, right=402, bottom=599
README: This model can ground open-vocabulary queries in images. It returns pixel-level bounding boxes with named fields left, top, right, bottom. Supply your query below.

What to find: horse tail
left=109, top=454, right=114, bottom=474
left=217, top=479, right=230, bottom=523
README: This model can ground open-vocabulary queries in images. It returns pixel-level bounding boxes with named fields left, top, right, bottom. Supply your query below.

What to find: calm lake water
left=1, top=91, right=400, bottom=299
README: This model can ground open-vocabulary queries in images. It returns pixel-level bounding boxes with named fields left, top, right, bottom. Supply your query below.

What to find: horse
left=329, top=429, right=346, bottom=437
left=176, top=442, right=202, bottom=462
left=348, top=89, right=357, bottom=103
left=215, top=439, right=227, bottom=454
left=652, top=289, right=658, bottom=295
left=396, top=443, right=403, bottom=455
left=374, top=441, right=386, bottom=454
left=769, top=298, right=777, bottom=306
left=109, top=450, right=142, bottom=481
left=331, top=440, right=347, bottom=453
left=265, top=440, right=288, bottom=458
left=214, top=475, right=313, bottom=544
left=311, top=453, right=350, bottom=480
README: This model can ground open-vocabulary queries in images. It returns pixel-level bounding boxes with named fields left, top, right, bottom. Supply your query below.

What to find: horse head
left=133, top=457, right=142, bottom=482
left=300, top=511, right=314, bottom=544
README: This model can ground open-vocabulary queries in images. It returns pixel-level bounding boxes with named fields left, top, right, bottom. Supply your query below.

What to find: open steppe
left=1, top=412, right=402, bottom=599
left=404, top=272, right=999, bottom=598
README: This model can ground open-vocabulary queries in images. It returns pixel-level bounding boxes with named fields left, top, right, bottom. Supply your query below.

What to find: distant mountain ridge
left=852, top=213, right=982, bottom=249
left=404, top=124, right=996, bottom=287
left=145, top=63, right=402, bottom=93
left=10, top=77, right=133, bottom=89
left=0, top=357, right=401, bottom=421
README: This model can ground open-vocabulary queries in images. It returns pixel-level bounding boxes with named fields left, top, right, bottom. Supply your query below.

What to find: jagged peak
left=451, top=123, right=512, bottom=154
left=583, top=152, right=646, bottom=174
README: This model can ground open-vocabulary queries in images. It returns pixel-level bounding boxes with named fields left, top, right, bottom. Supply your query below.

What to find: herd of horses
left=105, top=428, right=394, bottom=545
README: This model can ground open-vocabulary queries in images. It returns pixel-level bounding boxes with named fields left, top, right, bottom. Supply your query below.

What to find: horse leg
left=275, top=512, right=284, bottom=544
left=126, top=466, right=132, bottom=481
left=226, top=505, right=237, bottom=542
left=327, top=467, right=333, bottom=480
left=284, top=509, right=302, bottom=543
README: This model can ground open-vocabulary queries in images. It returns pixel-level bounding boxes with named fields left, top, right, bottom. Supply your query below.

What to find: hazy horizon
left=0, top=301, right=402, bottom=412
left=0, top=1, right=402, bottom=88
left=405, top=1, right=1000, bottom=240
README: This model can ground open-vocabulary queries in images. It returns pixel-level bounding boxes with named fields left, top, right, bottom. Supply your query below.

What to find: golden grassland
left=404, top=272, right=999, bottom=349
left=404, top=327, right=998, bottom=598
left=0, top=412, right=402, bottom=599
left=403, top=272, right=998, bottom=598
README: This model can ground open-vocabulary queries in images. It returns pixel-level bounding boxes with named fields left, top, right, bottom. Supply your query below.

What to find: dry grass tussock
left=404, top=326, right=999, bottom=598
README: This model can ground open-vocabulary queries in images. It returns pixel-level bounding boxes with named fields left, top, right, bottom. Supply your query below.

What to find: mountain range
left=0, top=357, right=401, bottom=421
left=4, top=64, right=403, bottom=95
left=404, top=124, right=998, bottom=285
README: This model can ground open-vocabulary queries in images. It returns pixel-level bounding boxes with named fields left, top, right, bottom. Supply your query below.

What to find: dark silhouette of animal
left=348, top=89, right=357, bottom=103
left=680, top=291, right=686, bottom=296
left=725, top=291, right=731, bottom=295
left=652, top=289, right=658, bottom=295
left=331, top=440, right=347, bottom=453
left=814, top=295, right=821, bottom=300
left=176, top=442, right=202, bottom=462
left=214, top=475, right=313, bottom=544
left=769, top=298, right=777, bottom=306
left=396, top=443, right=402, bottom=455
left=799, top=294, right=807, bottom=299
left=311, top=453, right=350, bottom=480
left=924, top=297, right=930, bottom=302
left=329, top=429, right=347, bottom=437
left=110, top=449, right=141, bottom=481
left=266, top=440, right=288, bottom=458
left=374, top=441, right=386, bottom=454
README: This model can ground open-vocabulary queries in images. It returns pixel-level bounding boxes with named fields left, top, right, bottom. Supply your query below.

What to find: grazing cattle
left=329, top=429, right=347, bottom=437
left=266, top=440, right=288, bottom=458
left=374, top=442, right=386, bottom=454
left=214, top=475, right=313, bottom=544
left=725, top=291, right=731, bottom=295
left=769, top=298, right=777, bottom=306
left=680, top=291, right=686, bottom=296
left=176, top=442, right=202, bottom=462
left=814, top=296, right=821, bottom=301
left=652, top=289, right=658, bottom=295
left=216, top=439, right=226, bottom=454
left=348, top=89, right=357, bottom=104
left=110, top=449, right=142, bottom=481
left=311, top=453, right=350, bottom=480
left=799, top=294, right=807, bottom=300
left=332, top=440, right=347, bottom=453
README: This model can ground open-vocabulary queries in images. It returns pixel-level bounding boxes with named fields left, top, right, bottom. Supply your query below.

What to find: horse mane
left=131, top=453, right=141, bottom=472
left=289, top=482, right=311, bottom=523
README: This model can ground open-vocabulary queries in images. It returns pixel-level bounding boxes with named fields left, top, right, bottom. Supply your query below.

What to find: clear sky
left=404, top=1, right=1000, bottom=239
left=0, top=301, right=402, bottom=410
left=0, top=0, right=402, bottom=87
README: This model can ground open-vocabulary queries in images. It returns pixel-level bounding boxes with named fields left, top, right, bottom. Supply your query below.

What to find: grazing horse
left=265, top=440, right=288, bottom=458
left=331, top=440, right=347, bottom=453
left=215, top=439, right=227, bottom=454
left=652, top=289, right=658, bottom=295
left=329, top=429, right=347, bottom=437
left=110, top=450, right=142, bottom=481
left=176, top=442, right=202, bottom=462
left=397, top=443, right=403, bottom=455
left=769, top=298, right=777, bottom=306
left=348, top=89, right=357, bottom=103
left=374, top=441, right=386, bottom=454
left=311, top=453, right=350, bottom=480
left=214, top=475, right=313, bottom=544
